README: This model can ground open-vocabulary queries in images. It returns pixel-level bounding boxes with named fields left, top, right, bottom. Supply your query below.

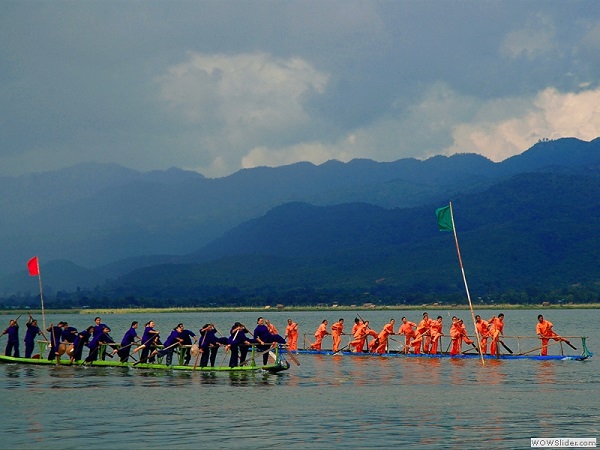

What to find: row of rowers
left=307, top=313, right=506, bottom=356
left=22, top=317, right=290, bottom=367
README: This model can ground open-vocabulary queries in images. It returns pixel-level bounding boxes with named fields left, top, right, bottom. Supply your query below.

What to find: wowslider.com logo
left=531, top=438, right=596, bottom=448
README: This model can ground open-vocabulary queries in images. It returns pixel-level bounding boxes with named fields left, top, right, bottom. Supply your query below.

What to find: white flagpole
left=36, top=258, right=46, bottom=332
left=447, top=202, right=484, bottom=365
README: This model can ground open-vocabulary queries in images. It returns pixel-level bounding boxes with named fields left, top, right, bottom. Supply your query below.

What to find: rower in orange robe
left=429, top=316, right=444, bottom=354
left=284, top=319, right=299, bottom=351
left=350, top=320, right=367, bottom=352
left=374, top=319, right=395, bottom=353
left=475, top=315, right=491, bottom=354
left=364, top=321, right=379, bottom=352
left=397, top=317, right=417, bottom=354
left=450, top=318, right=474, bottom=355
left=330, top=318, right=344, bottom=352
left=536, top=314, right=566, bottom=356
left=488, top=313, right=505, bottom=356
left=265, top=320, right=280, bottom=339
left=417, top=312, right=432, bottom=353
left=309, top=320, right=330, bottom=350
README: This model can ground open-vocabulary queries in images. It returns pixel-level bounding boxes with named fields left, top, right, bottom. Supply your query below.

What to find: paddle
left=498, top=339, right=513, bottom=354
left=133, top=341, right=180, bottom=366
left=241, top=343, right=276, bottom=366
left=562, top=338, right=577, bottom=350
left=286, top=348, right=300, bottom=366
left=332, top=343, right=350, bottom=355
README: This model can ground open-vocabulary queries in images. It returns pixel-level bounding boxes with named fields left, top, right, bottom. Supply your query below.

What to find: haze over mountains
left=1, top=137, right=600, bottom=305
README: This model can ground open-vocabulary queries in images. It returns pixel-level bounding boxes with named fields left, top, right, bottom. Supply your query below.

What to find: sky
left=2, top=0, right=600, bottom=178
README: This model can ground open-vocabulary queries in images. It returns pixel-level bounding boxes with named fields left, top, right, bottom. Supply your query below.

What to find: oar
left=332, top=343, right=351, bottom=355
left=499, top=339, right=513, bottom=354
left=286, top=348, right=300, bottom=366
left=241, top=344, right=276, bottom=366
left=133, top=341, right=179, bottom=366
left=560, top=338, right=577, bottom=350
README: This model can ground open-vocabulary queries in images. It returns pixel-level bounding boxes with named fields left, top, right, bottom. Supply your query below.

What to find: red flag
left=27, top=256, right=39, bottom=276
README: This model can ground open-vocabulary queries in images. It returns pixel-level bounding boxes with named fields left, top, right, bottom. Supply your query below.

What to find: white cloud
left=445, top=87, right=600, bottom=161
left=159, top=53, right=327, bottom=145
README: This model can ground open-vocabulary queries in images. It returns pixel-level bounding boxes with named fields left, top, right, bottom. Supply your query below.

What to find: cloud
left=239, top=83, right=600, bottom=170
left=445, top=87, right=600, bottom=161
left=157, top=52, right=329, bottom=176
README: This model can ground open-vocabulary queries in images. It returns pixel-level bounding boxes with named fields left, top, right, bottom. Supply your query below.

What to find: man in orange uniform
left=309, top=320, right=330, bottom=350
left=374, top=319, right=395, bottom=353
left=536, top=314, right=566, bottom=356
left=284, top=319, right=299, bottom=351
left=350, top=320, right=367, bottom=352
left=488, top=313, right=505, bottom=356
left=417, top=312, right=432, bottom=353
left=429, top=316, right=444, bottom=354
left=265, top=319, right=278, bottom=335
left=330, top=318, right=344, bottom=352
left=450, top=317, right=474, bottom=355
left=364, top=320, right=379, bottom=353
left=475, top=315, right=491, bottom=354
left=397, top=317, right=417, bottom=354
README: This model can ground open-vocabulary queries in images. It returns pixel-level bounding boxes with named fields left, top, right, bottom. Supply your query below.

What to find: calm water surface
left=1, top=309, right=598, bottom=449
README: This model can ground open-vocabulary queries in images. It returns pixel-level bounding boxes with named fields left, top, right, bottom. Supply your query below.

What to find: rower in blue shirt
left=46, top=322, right=63, bottom=361
left=85, top=325, right=116, bottom=363
left=2, top=318, right=20, bottom=357
left=117, top=321, right=139, bottom=362
left=157, top=324, right=184, bottom=366
left=61, top=322, right=78, bottom=344
left=179, top=325, right=197, bottom=365
left=24, top=315, right=42, bottom=358
left=228, top=322, right=255, bottom=367
left=73, top=326, right=93, bottom=361
left=198, top=324, right=227, bottom=367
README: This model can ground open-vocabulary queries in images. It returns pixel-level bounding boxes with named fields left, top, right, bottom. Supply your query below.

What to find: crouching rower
left=85, top=325, right=117, bottom=363
left=117, top=321, right=139, bottom=362
left=228, top=323, right=255, bottom=367
left=198, top=324, right=227, bottom=367
left=254, top=317, right=286, bottom=365
left=156, top=324, right=184, bottom=366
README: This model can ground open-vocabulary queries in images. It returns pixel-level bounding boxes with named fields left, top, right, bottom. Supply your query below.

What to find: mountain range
left=1, top=137, right=600, bottom=306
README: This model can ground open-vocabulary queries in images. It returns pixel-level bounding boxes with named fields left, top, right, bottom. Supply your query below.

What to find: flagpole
left=29, top=257, right=46, bottom=332
left=447, top=202, right=484, bottom=365
left=38, top=268, right=46, bottom=332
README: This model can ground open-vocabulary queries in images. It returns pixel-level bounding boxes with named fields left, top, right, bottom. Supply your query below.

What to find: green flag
left=435, top=205, right=453, bottom=231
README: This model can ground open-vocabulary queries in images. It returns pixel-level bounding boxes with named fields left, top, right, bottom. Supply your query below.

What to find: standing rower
left=330, top=318, right=344, bottom=352
left=309, top=320, right=330, bottom=350
left=536, top=314, right=569, bottom=356
left=429, top=316, right=444, bottom=354
left=24, top=315, right=42, bottom=358
left=117, top=321, right=139, bottom=362
left=374, top=319, right=395, bottom=354
left=285, top=319, right=299, bottom=351
left=397, top=317, right=417, bottom=354
left=488, top=313, right=505, bottom=356
left=475, top=315, right=491, bottom=354
left=2, top=319, right=20, bottom=357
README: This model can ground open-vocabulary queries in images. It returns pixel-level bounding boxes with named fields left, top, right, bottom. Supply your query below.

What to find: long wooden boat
left=0, top=344, right=291, bottom=373
left=289, top=336, right=592, bottom=361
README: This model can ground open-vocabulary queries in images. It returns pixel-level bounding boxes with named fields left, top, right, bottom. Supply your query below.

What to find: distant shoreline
left=2, top=303, right=599, bottom=315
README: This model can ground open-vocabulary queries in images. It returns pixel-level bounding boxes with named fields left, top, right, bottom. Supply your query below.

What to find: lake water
left=1, top=309, right=598, bottom=449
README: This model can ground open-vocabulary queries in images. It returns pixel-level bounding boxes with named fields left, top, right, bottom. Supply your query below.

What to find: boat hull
left=287, top=349, right=592, bottom=361
left=0, top=355, right=290, bottom=373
